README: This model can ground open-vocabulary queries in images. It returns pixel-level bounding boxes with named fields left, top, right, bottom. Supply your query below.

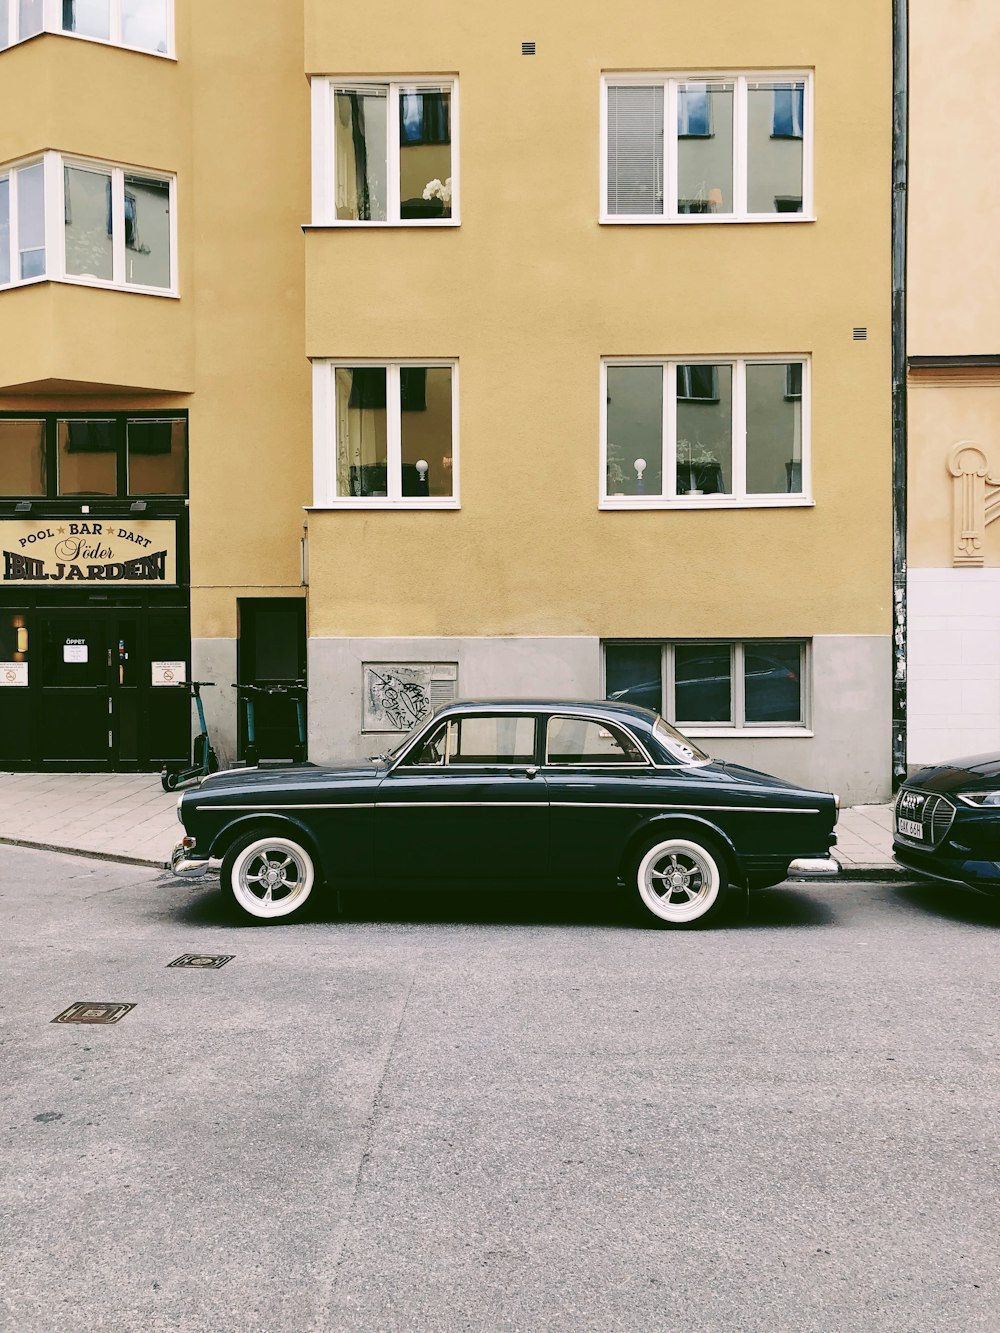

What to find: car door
left=542, top=713, right=657, bottom=884
left=374, top=711, right=548, bottom=884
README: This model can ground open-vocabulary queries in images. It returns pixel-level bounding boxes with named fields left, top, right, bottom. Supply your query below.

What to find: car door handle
left=525, top=766, right=539, bottom=779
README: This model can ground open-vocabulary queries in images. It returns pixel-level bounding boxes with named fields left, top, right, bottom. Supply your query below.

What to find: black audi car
left=172, top=699, right=839, bottom=927
left=893, top=752, right=1000, bottom=895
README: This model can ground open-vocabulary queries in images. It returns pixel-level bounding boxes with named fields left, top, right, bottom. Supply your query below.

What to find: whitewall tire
left=634, top=835, right=728, bottom=927
left=222, top=832, right=316, bottom=922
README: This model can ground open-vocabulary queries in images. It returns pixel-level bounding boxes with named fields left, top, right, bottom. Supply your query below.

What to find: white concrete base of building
left=907, top=568, right=1000, bottom=767
left=307, top=634, right=892, bottom=805
left=191, top=638, right=238, bottom=768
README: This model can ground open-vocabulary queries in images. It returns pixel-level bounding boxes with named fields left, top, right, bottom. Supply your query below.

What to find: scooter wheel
left=161, top=769, right=179, bottom=792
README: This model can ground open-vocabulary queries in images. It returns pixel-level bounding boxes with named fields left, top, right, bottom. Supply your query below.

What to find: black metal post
left=891, top=0, right=909, bottom=789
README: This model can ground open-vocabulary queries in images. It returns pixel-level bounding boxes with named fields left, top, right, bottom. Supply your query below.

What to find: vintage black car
left=893, top=752, right=1000, bottom=895
left=171, top=699, right=839, bottom=926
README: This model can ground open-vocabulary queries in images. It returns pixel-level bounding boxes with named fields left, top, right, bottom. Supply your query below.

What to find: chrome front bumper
left=171, top=838, right=212, bottom=878
left=786, top=855, right=840, bottom=878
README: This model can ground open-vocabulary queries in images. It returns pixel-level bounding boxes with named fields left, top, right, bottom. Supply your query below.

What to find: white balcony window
left=0, top=151, right=177, bottom=296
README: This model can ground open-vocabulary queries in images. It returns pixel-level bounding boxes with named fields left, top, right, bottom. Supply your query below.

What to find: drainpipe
left=891, top=0, right=909, bottom=789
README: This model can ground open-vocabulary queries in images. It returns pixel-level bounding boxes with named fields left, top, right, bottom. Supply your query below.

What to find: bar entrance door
left=37, top=613, right=112, bottom=764
left=20, top=608, right=191, bottom=770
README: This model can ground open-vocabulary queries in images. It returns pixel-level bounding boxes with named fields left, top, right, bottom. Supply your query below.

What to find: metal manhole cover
left=51, top=1002, right=136, bottom=1025
left=167, top=954, right=234, bottom=970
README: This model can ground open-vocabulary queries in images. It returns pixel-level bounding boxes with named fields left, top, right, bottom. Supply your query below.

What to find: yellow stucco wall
left=0, top=5, right=313, bottom=637
left=906, top=3, right=1000, bottom=573
left=303, top=0, right=892, bottom=638
left=908, top=0, right=1000, bottom=356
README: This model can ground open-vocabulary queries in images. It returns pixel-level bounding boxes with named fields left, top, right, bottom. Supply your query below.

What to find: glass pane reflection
left=401, top=367, right=453, bottom=497
left=399, top=88, right=451, bottom=220
left=64, top=166, right=113, bottom=281
left=123, top=175, right=171, bottom=289
left=747, top=82, right=804, bottom=214
left=336, top=368, right=388, bottom=497
left=57, top=419, right=117, bottom=496
left=0, top=419, right=46, bottom=495
left=677, top=82, right=733, bottom=214
left=744, top=641, right=801, bottom=722
left=674, top=644, right=732, bottom=723
left=335, top=89, right=388, bottom=221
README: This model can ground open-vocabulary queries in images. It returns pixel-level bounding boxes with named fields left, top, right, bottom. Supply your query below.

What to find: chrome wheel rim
left=637, top=839, right=720, bottom=923
left=231, top=838, right=314, bottom=919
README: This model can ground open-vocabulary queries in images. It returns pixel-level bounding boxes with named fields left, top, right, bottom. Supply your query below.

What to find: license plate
left=898, top=817, right=923, bottom=839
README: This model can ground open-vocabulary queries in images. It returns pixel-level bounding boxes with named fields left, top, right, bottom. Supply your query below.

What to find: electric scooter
left=160, top=681, right=220, bottom=791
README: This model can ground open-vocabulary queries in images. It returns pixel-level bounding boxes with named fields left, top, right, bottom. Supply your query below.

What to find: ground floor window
left=604, top=639, right=808, bottom=732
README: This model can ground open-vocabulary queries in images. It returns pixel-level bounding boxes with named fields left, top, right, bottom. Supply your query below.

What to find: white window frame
left=603, top=639, right=812, bottom=738
left=311, top=358, right=460, bottom=510
left=600, top=355, right=812, bottom=510
left=2, top=0, right=175, bottom=57
left=310, top=76, right=460, bottom=227
left=0, top=150, right=177, bottom=297
left=601, top=71, right=814, bottom=224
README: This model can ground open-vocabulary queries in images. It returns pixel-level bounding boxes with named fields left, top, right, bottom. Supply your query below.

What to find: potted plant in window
left=676, top=438, right=722, bottom=495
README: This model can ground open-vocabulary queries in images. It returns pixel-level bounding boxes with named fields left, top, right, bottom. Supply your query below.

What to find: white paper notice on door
left=152, top=661, right=186, bottom=686
left=0, top=662, right=28, bottom=686
left=63, top=644, right=88, bottom=663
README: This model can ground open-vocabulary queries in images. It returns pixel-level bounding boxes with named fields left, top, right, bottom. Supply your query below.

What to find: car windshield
left=653, top=716, right=710, bottom=765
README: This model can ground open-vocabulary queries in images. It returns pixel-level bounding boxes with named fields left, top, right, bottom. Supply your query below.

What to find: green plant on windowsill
left=676, top=438, right=720, bottom=495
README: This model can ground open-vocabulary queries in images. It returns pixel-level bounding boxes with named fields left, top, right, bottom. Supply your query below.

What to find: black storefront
left=0, top=412, right=191, bottom=771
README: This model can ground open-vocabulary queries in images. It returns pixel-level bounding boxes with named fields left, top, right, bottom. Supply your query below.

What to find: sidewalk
left=0, top=770, right=903, bottom=876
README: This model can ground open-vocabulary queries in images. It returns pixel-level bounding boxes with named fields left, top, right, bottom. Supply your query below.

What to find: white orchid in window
left=421, top=176, right=453, bottom=205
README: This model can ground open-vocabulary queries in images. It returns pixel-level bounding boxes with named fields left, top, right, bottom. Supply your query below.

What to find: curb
left=0, top=836, right=167, bottom=871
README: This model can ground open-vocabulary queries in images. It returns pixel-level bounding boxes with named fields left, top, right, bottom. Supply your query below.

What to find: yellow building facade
left=0, top=1, right=893, bottom=802
left=905, top=0, right=1000, bottom=768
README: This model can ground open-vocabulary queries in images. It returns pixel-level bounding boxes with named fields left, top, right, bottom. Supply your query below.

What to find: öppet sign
left=1, top=518, right=177, bottom=586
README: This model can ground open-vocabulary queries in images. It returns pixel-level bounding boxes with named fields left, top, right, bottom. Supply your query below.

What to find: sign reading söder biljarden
left=1, top=518, right=177, bottom=586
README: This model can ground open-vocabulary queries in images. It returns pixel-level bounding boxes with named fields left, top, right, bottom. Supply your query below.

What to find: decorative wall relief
left=363, top=662, right=458, bottom=732
left=949, top=441, right=1000, bottom=567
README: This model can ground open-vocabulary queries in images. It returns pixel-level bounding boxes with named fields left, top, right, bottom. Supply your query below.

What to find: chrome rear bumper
left=786, top=855, right=840, bottom=877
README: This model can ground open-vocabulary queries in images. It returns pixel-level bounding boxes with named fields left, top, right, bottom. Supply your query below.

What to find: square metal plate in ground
left=51, top=1002, right=136, bottom=1025
left=167, top=953, right=234, bottom=970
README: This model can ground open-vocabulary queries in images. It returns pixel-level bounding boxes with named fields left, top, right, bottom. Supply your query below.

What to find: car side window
left=445, top=715, right=536, bottom=765
left=404, top=715, right=536, bottom=766
left=545, top=717, right=647, bottom=765
left=407, top=723, right=448, bottom=766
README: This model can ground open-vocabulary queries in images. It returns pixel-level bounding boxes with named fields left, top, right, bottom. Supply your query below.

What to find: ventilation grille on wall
left=522, top=41, right=536, bottom=55
left=853, top=327, right=868, bottom=341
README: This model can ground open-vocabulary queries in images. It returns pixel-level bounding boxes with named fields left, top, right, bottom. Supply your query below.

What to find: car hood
left=194, top=759, right=381, bottom=794
left=905, top=753, right=1000, bottom=794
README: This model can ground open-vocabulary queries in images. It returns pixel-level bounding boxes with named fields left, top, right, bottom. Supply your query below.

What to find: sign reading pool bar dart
left=1, top=519, right=177, bottom=586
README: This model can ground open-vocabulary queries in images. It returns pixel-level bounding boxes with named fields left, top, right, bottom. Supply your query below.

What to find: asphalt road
left=0, top=845, right=998, bottom=1333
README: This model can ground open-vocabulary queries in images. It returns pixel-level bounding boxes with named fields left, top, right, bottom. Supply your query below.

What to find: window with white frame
left=604, top=73, right=811, bottom=221
left=312, top=361, right=458, bottom=507
left=311, top=78, right=457, bottom=225
left=602, top=357, right=809, bottom=507
left=605, top=639, right=809, bottom=732
left=0, top=152, right=175, bottom=293
left=1, top=0, right=172, bottom=54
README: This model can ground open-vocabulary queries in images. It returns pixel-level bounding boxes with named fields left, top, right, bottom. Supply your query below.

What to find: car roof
left=432, top=698, right=660, bottom=728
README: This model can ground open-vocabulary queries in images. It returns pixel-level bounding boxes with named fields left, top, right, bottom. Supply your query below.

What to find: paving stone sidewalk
left=0, top=770, right=902, bottom=875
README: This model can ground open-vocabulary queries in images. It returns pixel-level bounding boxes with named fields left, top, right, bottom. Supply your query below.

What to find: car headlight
left=956, top=790, right=1000, bottom=807
left=176, top=793, right=185, bottom=824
